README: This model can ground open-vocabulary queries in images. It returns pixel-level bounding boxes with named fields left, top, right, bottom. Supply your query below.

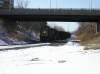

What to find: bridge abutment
left=97, top=21, right=100, bottom=32
left=3, top=19, right=17, bottom=33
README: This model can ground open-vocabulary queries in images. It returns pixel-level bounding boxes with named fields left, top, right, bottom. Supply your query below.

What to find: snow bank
left=0, top=39, right=8, bottom=45
left=0, top=43, right=100, bottom=74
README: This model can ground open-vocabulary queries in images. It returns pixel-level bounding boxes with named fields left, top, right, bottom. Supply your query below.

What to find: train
left=40, top=25, right=71, bottom=42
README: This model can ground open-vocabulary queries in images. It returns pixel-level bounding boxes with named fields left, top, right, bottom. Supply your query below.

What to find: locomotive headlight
left=43, top=31, right=47, bottom=34
left=41, top=31, right=48, bottom=36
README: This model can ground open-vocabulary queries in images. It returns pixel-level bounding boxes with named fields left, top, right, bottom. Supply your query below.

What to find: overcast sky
left=14, top=0, right=100, bottom=32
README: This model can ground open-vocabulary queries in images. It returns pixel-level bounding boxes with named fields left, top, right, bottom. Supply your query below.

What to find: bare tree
left=75, top=22, right=97, bottom=42
left=15, top=0, right=30, bottom=8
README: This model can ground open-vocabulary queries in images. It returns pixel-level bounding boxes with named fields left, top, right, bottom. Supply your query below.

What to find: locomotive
left=40, top=25, right=71, bottom=42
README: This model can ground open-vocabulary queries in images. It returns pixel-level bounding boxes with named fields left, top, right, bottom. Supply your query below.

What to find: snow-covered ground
left=0, top=43, right=100, bottom=74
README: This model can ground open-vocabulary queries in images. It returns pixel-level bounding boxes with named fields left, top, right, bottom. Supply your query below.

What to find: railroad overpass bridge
left=0, top=9, right=100, bottom=21
left=0, top=8, right=100, bottom=31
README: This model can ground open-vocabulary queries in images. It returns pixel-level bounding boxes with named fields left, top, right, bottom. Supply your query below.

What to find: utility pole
left=56, top=0, right=57, bottom=9
left=49, top=0, right=51, bottom=15
left=9, top=0, right=12, bottom=10
left=50, top=0, right=51, bottom=9
left=89, top=0, right=92, bottom=10
left=90, top=0, right=92, bottom=10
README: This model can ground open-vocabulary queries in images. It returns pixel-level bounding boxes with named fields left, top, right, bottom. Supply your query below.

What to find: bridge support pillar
left=97, top=21, right=100, bottom=32
left=3, top=19, right=16, bottom=33
left=0, top=19, right=3, bottom=25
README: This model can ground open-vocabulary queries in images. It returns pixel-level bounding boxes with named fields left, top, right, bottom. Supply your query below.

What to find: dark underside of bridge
left=1, top=15, right=100, bottom=22
left=0, top=9, right=100, bottom=22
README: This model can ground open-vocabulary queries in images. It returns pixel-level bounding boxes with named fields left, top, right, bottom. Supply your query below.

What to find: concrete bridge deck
left=0, top=9, right=100, bottom=21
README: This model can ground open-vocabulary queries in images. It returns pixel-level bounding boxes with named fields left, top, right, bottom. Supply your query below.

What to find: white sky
left=48, top=22, right=79, bottom=33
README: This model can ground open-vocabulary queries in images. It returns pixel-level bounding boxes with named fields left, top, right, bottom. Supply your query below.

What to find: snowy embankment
left=0, top=43, right=50, bottom=50
left=0, top=43, right=100, bottom=74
